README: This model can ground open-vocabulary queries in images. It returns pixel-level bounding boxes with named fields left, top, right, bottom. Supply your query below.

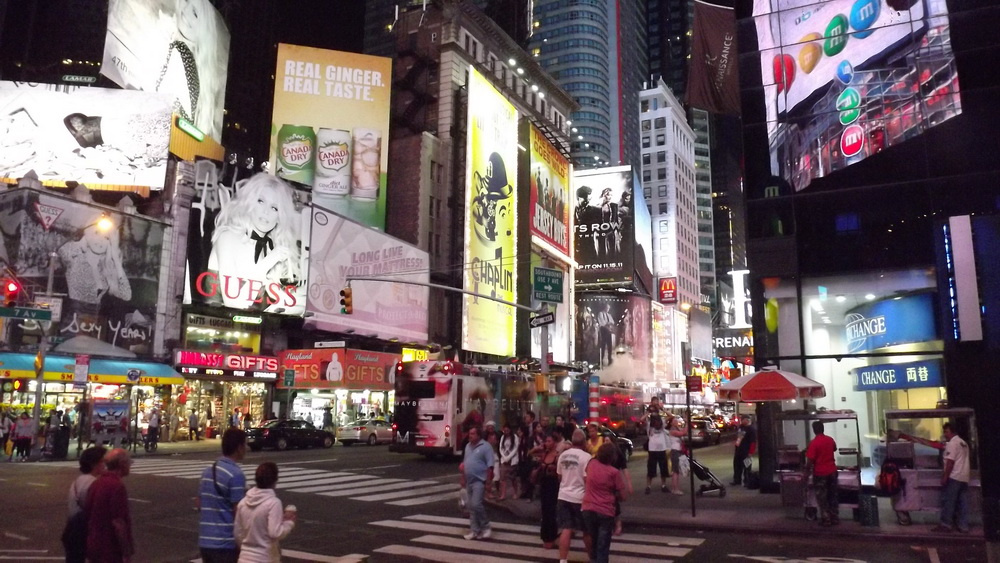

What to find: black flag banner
left=686, top=1, right=740, bottom=115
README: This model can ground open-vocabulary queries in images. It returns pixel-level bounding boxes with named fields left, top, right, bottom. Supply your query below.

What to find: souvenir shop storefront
left=279, top=348, right=399, bottom=428
left=0, top=352, right=184, bottom=438
left=173, top=349, right=278, bottom=437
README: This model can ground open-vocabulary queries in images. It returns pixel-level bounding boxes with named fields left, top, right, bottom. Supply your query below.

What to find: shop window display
left=763, top=269, right=945, bottom=483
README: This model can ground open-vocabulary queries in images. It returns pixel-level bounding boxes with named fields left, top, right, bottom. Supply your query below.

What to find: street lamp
left=31, top=214, right=113, bottom=460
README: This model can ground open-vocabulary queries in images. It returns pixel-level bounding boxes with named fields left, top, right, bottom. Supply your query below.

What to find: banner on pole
left=686, top=1, right=740, bottom=115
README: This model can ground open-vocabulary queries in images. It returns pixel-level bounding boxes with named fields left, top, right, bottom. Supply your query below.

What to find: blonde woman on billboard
left=154, top=0, right=228, bottom=140
left=57, top=217, right=132, bottom=319
left=208, top=174, right=302, bottom=313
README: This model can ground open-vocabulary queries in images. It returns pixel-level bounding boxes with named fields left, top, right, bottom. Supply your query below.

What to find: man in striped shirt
left=199, top=427, right=247, bottom=563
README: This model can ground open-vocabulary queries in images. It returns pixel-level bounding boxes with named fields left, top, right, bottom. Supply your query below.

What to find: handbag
left=678, top=454, right=691, bottom=477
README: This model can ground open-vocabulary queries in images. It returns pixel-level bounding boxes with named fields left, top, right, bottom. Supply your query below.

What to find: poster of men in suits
left=575, top=293, right=651, bottom=375
left=573, top=167, right=635, bottom=285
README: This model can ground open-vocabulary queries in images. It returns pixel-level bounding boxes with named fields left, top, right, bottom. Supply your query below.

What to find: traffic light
left=12, top=378, right=27, bottom=392
left=3, top=279, right=21, bottom=306
left=34, top=351, right=44, bottom=376
left=339, top=287, right=353, bottom=314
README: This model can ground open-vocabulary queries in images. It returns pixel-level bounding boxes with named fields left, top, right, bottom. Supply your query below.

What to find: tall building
left=737, top=0, right=1000, bottom=517
left=386, top=0, right=576, bottom=356
left=529, top=1, right=647, bottom=172
left=639, top=80, right=698, bottom=308
left=645, top=0, right=693, bottom=96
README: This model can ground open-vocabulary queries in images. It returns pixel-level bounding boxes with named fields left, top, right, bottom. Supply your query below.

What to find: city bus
left=389, top=360, right=538, bottom=458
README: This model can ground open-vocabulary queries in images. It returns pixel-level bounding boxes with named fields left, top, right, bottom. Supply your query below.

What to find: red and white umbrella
left=716, top=366, right=826, bottom=402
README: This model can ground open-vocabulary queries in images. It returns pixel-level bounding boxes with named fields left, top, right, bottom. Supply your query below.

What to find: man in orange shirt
left=805, top=420, right=839, bottom=526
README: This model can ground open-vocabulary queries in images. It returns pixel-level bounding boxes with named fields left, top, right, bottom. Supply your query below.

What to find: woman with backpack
left=62, top=446, right=107, bottom=563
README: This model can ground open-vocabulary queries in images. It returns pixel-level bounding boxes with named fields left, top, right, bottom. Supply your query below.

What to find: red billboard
left=279, top=348, right=398, bottom=390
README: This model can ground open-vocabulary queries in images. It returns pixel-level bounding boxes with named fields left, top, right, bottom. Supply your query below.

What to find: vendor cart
left=775, top=410, right=863, bottom=520
left=883, top=408, right=979, bottom=525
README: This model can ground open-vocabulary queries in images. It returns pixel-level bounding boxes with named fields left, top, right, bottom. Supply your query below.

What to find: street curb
left=485, top=498, right=986, bottom=544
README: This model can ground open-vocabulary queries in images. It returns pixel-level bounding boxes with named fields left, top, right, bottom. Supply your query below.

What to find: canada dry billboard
left=753, top=0, right=961, bottom=191
left=0, top=189, right=165, bottom=356
left=529, top=124, right=571, bottom=258
left=0, top=82, right=171, bottom=191
left=102, top=0, right=231, bottom=142
left=184, top=172, right=310, bottom=316
left=306, top=207, right=429, bottom=342
left=463, top=69, right=518, bottom=357
left=269, top=44, right=393, bottom=230
left=573, top=167, right=636, bottom=285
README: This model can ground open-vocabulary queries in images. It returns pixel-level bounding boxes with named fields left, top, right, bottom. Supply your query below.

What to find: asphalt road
left=0, top=443, right=984, bottom=562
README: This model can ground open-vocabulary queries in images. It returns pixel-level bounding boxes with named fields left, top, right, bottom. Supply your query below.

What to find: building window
left=642, top=137, right=650, bottom=149
left=644, top=187, right=651, bottom=199
left=654, top=117, right=666, bottom=128
left=642, top=154, right=651, bottom=166
left=657, top=168, right=667, bottom=180
left=656, top=134, right=665, bottom=146
left=642, top=120, right=651, bottom=131
left=659, top=220, right=670, bottom=233
left=657, top=151, right=666, bottom=163
left=658, top=185, right=667, bottom=197
left=658, top=202, right=668, bottom=214
left=643, top=170, right=652, bottom=182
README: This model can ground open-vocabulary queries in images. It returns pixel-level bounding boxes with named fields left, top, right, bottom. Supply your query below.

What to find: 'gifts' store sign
left=175, top=350, right=279, bottom=380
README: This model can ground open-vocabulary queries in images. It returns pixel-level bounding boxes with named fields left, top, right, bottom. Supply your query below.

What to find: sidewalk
left=33, top=436, right=223, bottom=461
left=489, top=447, right=985, bottom=543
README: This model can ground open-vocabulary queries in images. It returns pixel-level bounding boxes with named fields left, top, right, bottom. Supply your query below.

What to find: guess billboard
left=279, top=348, right=398, bottom=390
left=174, top=350, right=279, bottom=380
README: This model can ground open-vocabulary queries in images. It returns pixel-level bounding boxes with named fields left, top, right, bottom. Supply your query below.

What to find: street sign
left=283, top=369, right=296, bottom=387
left=74, top=355, right=90, bottom=384
left=314, top=341, right=346, bottom=349
left=530, top=312, right=556, bottom=328
left=0, top=306, right=52, bottom=321
left=686, top=375, right=703, bottom=393
left=533, top=267, right=564, bottom=303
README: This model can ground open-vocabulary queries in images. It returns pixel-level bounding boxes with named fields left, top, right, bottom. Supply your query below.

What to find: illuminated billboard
left=753, top=0, right=961, bottom=191
left=103, top=0, right=231, bottom=142
left=463, top=69, right=518, bottom=356
left=305, top=207, right=429, bottom=342
left=576, top=293, right=651, bottom=381
left=184, top=172, right=310, bottom=316
left=528, top=124, right=571, bottom=258
left=0, top=188, right=165, bottom=356
left=0, top=82, right=171, bottom=191
left=280, top=348, right=399, bottom=391
left=573, top=166, right=635, bottom=285
left=269, top=44, right=393, bottom=230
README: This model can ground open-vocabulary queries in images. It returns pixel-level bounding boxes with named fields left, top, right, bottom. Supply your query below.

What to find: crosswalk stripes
left=91, top=458, right=459, bottom=507
left=190, top=549, right=366, bottom=562
left=370, top=513, right=705, bottom=562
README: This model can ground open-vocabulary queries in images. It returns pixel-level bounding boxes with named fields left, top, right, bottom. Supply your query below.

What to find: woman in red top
left=581, top=442, right=628, bottom=563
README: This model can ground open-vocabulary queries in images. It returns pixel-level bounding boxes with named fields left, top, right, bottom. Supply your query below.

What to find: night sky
left=276, top=0, right=366, bottom=53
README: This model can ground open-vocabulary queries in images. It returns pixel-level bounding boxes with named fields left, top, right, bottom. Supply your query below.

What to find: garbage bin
left=51, top=426, right=71, bottom=460
left=855, top=494, right=880, bottom=527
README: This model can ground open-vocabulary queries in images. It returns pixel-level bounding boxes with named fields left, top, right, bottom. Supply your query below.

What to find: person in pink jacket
left=234, top=462, right=296, bottom=563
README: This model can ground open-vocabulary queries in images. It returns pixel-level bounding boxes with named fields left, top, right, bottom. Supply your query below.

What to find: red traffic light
left=5, top=281, right=17, bottom=293
left=3, top=278, right=21, bottom=305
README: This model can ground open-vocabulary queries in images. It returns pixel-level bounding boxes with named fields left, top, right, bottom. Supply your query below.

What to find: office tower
left=639, top=80, right=699, bottom=308
left=529, top=1, right=647, bottom=172
left=645, top=0, right=693, bottom=97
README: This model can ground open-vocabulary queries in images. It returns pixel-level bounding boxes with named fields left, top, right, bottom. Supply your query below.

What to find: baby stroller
left=689, top=456, right=727, bottom=497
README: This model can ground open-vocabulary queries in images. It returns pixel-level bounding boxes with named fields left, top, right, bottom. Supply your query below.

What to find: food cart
left=775, top=410, right=863, bottom=520
left=883, top=407, right=979, bottom=525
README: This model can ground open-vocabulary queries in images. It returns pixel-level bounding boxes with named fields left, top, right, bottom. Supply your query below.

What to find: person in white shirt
left=937, top=423, right=971, bottom=533
left=898, top=422, right=971, bottom=534
left=498, top=423, right=520, bottom=500
left=556, top=429, right=592, bottom=563
left=234, top=462, right=296, bottom=562
left=641, top=413, right=669, bottom=494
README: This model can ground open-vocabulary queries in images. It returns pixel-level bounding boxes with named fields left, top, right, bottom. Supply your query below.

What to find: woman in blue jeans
left=581, top=442, right=628, bottom=563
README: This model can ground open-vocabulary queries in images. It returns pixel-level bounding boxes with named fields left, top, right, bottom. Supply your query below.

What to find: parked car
left=336, top=418, right=394, bottom=446
left=246, top=419, right=334, bottom=451
left=683, top=417, right=722, bottom=446
left=599, top=426, right=634, bottom=461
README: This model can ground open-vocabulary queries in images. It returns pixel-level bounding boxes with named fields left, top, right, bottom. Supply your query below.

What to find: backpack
left=877, top=461, right=904, bottom=497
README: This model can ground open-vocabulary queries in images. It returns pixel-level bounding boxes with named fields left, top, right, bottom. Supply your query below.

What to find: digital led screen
left=753, top=0, right=961, bottom=191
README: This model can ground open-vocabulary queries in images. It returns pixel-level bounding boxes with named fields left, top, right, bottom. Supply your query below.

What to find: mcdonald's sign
left=658, top=277, right=678, bottom=304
